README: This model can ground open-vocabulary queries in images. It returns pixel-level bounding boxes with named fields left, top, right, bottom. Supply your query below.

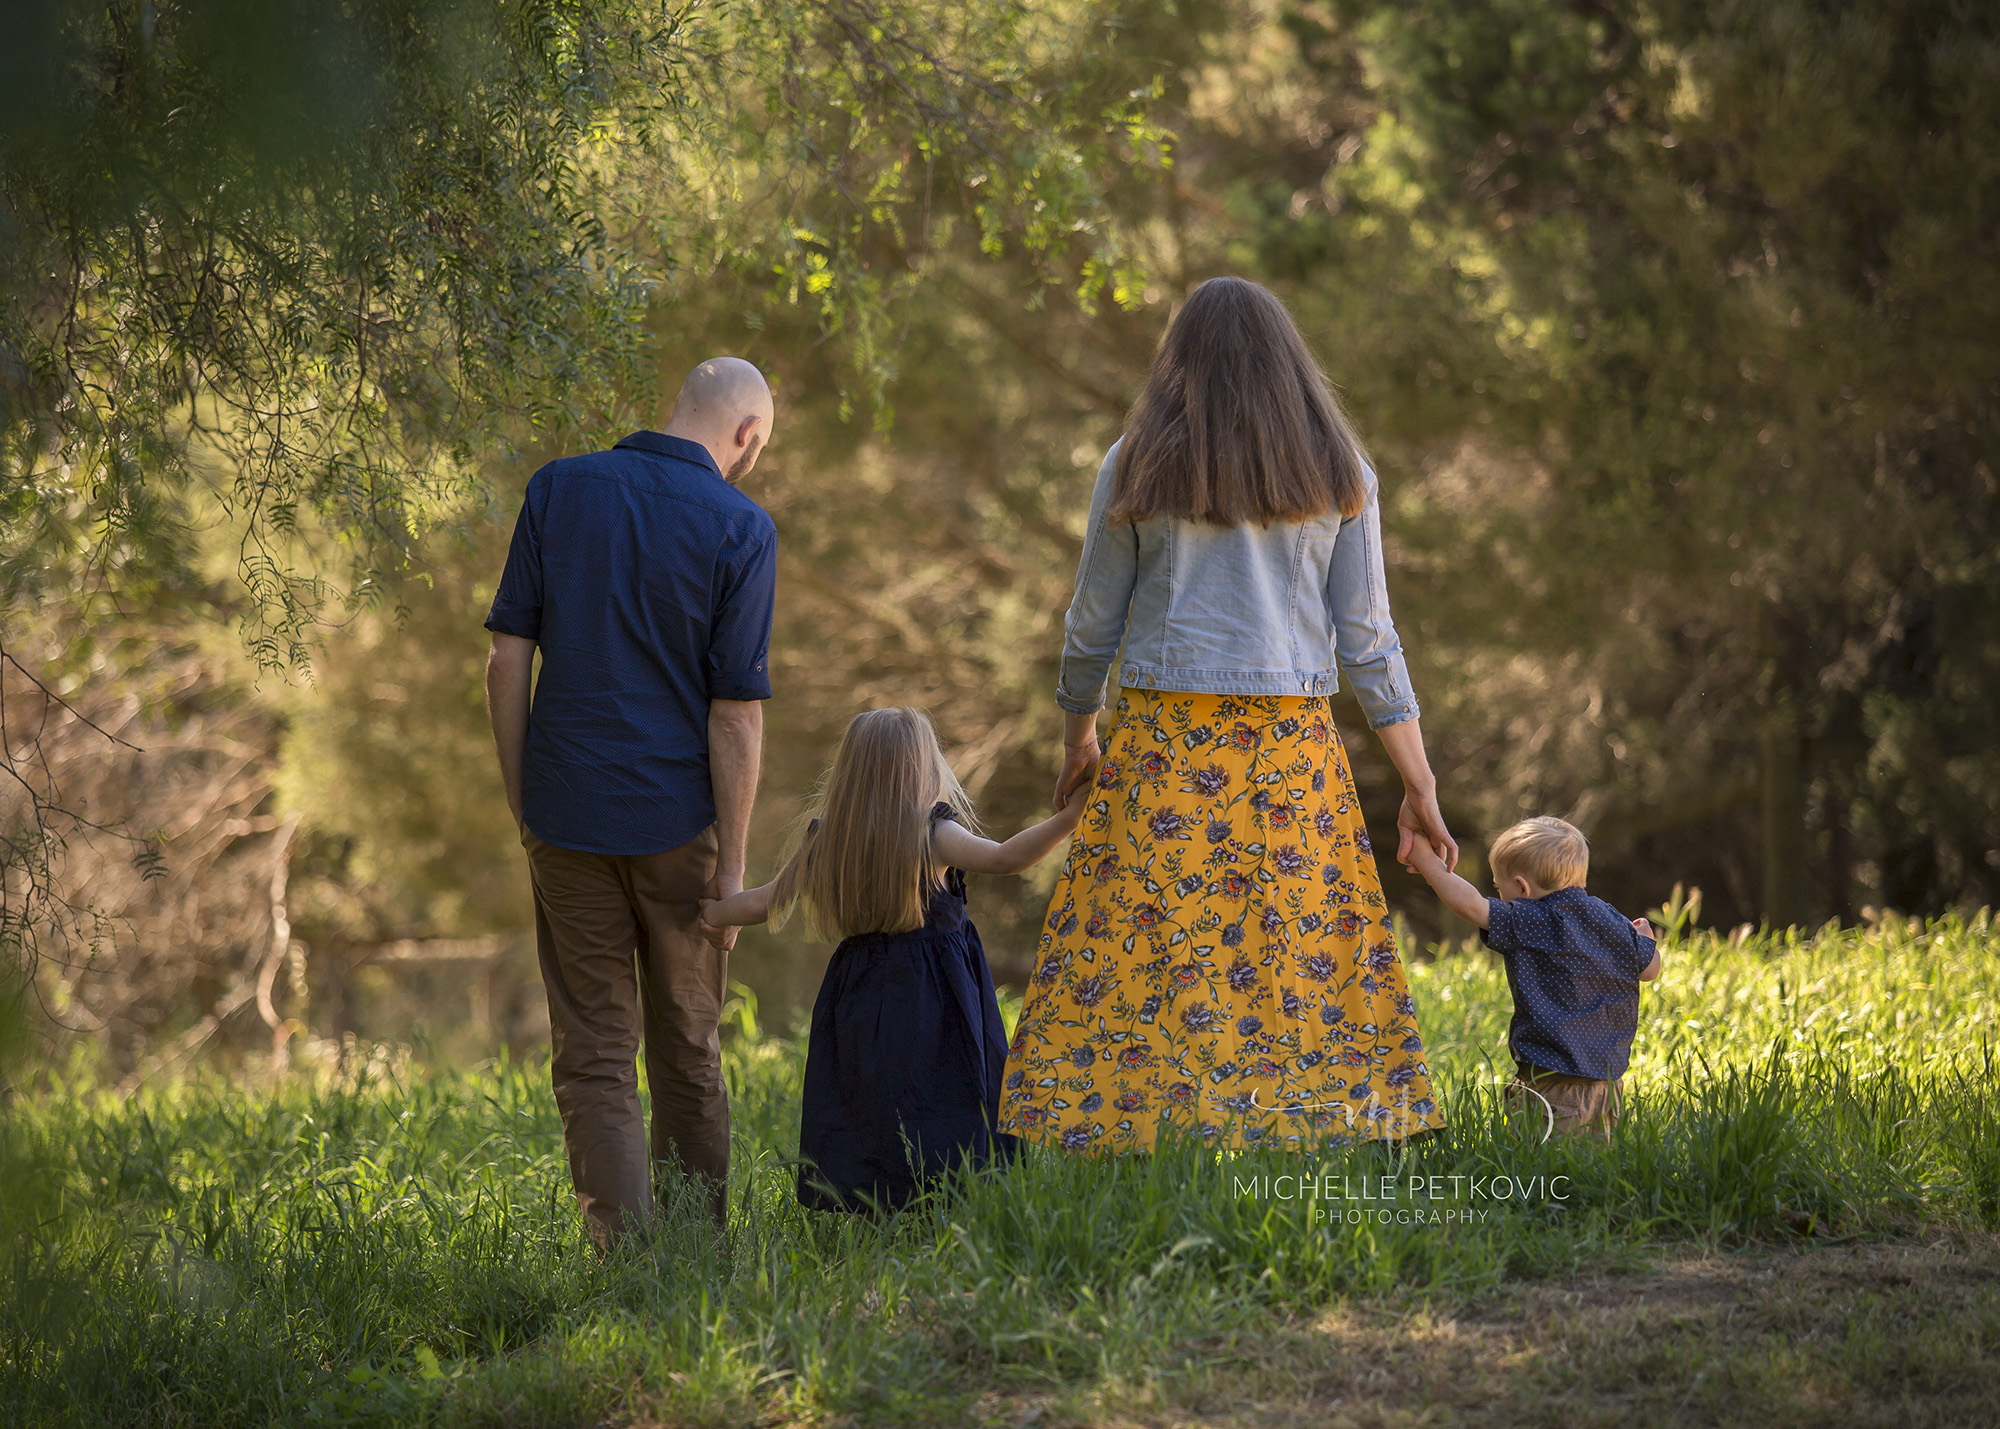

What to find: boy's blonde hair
left=1489, top=816, right=1589, bottom=893
left=768, top=707, right=978, bottom=941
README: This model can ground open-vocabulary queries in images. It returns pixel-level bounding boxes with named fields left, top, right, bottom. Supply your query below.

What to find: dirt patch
left=1031, top=1236, right=2000, bottom=1429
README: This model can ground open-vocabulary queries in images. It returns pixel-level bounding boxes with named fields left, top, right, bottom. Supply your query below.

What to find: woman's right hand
left=1054, top=711, right=1102, bottom=811
left=1054, top=737, right=1100, bottom=811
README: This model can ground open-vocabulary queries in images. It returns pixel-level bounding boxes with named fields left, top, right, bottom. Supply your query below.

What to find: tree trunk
left=1760, top=692, right=1806, bottom=929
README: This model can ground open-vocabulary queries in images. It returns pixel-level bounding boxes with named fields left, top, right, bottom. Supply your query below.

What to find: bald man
left=484, top=357, right=777, bottom=1242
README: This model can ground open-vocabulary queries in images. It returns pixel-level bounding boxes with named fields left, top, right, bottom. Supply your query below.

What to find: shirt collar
left=613, top=430, right=722, bottom=478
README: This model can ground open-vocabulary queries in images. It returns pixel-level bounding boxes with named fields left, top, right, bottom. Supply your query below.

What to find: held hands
left=696, top=873, right=744, bottom=952
left=1395, top=784, right=1459, bottom=874
left=1053, top=736, right=1101, bottom=812
left=1404, top=834, right=1446, bottom=879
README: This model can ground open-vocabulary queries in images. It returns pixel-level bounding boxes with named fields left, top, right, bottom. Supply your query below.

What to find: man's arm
left=485, top=634, right=537, bottom=828
left=708, top=696, right=764, bottom=903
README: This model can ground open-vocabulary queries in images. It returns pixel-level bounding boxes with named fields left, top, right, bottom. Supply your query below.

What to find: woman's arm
left=1056, top=709, right=1101, bottom=810
left=932, top=799, right=1087, bottom=877
left=1053, top=443, right=1138, bottom=807
left=1327, top=465, right=1421, bottom=731
left=1376, top=718, right=1459, bottom=872
left=1325, top=464, right=1457, bottom=871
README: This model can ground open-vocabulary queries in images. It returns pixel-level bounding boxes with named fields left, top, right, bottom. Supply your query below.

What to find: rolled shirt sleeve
left=1327, top=464, right=1420, bottom=729
left=484, top=469, right=549, bottom=641
left=1055, top=442, right=1141, bottom=715
left=708, top=518, right=777, bottom=702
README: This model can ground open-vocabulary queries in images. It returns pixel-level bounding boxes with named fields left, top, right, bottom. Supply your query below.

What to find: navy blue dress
left=796, top=805, right=1020, bottom=1213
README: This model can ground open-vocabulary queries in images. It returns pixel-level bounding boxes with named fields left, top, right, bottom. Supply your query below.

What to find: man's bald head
left=664, top=356, right=775, bottom=483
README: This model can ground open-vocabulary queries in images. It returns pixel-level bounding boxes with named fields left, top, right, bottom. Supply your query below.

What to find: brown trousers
left=525, top=825, right=729, bottom=1242
left=1506, top=1062, right=1623, bottom=1139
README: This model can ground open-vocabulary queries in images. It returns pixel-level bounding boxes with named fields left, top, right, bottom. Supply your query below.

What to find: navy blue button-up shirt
left=484, top=431, right=777, bottom=855
left=1482, top=886, right=1656, bottom=1081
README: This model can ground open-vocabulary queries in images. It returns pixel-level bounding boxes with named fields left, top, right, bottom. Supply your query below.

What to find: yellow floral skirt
left=998, top=689, right=1446, bottom=1152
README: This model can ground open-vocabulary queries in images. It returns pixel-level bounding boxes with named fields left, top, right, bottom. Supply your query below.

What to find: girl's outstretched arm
left=933, top=798, right=1087, bottom=877
left=699, top=881, right=775, bottom=933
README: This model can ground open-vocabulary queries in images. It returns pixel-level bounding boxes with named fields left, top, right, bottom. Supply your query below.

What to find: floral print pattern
left=999, top=690, right=1445, bottom=1151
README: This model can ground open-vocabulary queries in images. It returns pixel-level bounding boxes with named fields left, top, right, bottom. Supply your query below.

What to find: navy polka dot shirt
left=1483, top=886, right=1656, bottom=1081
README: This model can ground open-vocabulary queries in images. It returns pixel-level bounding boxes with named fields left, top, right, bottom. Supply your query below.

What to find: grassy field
left=5, top=914, right=2000, bottom=1427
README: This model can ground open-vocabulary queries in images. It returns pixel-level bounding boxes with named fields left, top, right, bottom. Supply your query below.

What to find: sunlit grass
left=4, top=916, right=1997, bottom=1426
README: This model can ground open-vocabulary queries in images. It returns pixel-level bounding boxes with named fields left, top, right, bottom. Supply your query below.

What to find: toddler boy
left=1406, top=816, right=1660, bottom=1136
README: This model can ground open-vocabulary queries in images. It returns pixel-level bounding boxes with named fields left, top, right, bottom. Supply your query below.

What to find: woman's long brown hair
left=767, top=707, right=978, bottom=941
left=1111, top=276, right=1370, bottom=526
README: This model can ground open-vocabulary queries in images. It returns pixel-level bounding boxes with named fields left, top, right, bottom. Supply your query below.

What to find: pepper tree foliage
left=1301, top=0, right=2000, bottom=919
left=0, top=0, right=1160, bottom=653
left=0, top=0, right=1163, bottom=972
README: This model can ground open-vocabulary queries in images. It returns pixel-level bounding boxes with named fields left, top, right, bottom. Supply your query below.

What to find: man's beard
left=726, top=434, right=765, bottom=483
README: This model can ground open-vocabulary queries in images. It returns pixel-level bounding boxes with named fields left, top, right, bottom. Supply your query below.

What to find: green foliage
left=0, top=0, right=1161, bottom=660
left=4, top=918, right=1997, bottom=1425
left=272, top=539, right=530, bottom=942
left=0, top=0, right=674, bottom=660
left=1308, top=0, right=2000, bottom=918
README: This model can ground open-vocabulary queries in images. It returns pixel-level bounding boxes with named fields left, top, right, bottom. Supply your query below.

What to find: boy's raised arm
left=1407, top=840, right=1491, bottom=929
left=1634, top=919, right=1663, bottom=982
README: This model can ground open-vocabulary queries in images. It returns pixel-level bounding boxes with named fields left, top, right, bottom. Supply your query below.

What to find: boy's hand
left=1631, top=916, right=1655, bottom=940
left=1404, top=837, right=1444, bottom=878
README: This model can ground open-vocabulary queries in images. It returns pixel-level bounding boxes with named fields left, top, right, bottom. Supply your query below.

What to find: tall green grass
left=4, top=916, right=1997, bottom=1426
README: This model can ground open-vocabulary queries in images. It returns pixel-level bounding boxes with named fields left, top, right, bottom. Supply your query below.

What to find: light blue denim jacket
left=1055, top=440, right=1421, bottom=728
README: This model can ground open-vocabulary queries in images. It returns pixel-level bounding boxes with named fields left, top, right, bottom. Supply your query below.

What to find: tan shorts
left=1505, top=1063, right=1623, bottom=1138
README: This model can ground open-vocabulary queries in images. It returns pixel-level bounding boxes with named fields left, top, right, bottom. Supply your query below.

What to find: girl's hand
left=696, top=898, right=735, bottom=951
left=1396, top=784, right=1458, bottom=873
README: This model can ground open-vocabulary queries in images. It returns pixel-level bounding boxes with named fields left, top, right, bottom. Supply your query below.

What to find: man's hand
left=698, top=874, right=744, bottom=951
left=696, top=868, right=744, bottom=944
left=707, top=698, right=762, bottom=948
left=695, top=896, right=735, bottom=951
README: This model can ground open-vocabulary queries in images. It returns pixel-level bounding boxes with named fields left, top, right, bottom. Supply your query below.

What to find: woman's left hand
left=1397, top=785, right=1459, bottom=873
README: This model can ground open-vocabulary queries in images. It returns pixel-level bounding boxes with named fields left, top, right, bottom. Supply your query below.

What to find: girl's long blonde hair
left=769, top=707, right=978, bottom=940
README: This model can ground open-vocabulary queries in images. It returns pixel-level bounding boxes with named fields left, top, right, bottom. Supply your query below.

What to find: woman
left=998, top=277, right=1456, bottom=1153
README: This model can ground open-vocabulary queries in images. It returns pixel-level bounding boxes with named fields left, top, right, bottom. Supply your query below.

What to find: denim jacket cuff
left=1365, top=702, right=1422, bottom=730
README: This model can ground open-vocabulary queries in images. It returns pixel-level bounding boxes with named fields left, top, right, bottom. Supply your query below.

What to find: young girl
left=698, top=707, right=1087, bottom=1213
